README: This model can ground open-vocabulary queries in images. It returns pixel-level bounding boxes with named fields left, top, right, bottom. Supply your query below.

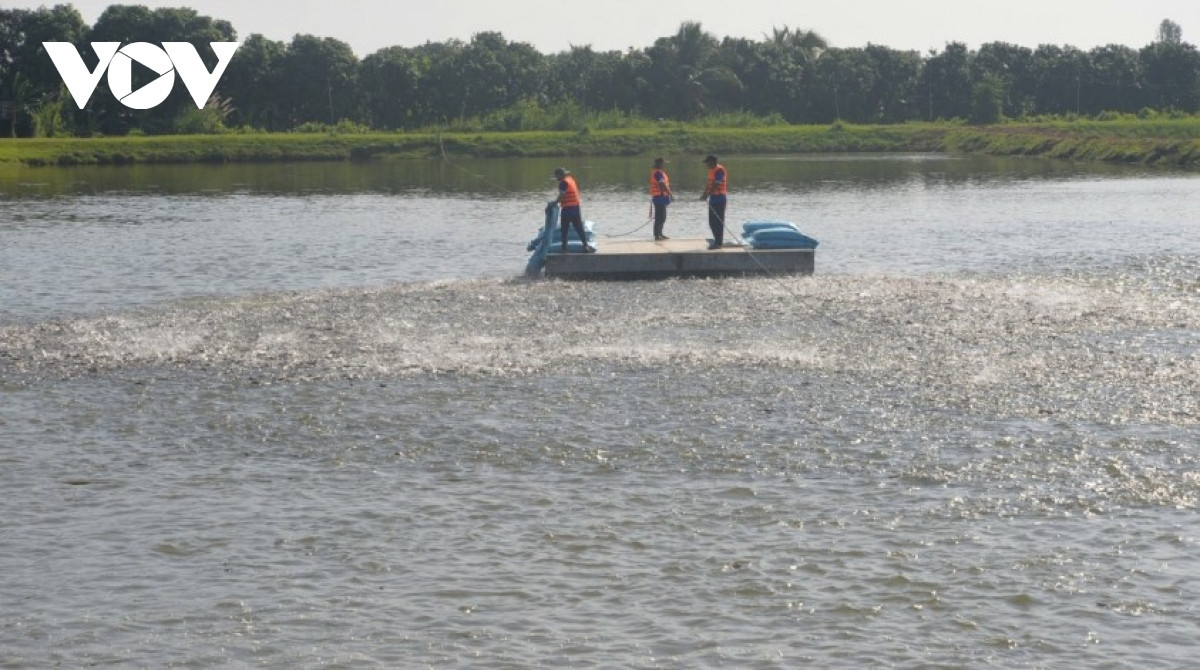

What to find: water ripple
left=3, top=264, right=1198, bottom=668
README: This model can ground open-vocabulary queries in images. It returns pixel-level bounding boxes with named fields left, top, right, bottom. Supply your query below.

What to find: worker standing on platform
left=554, top=167, right=595, bottom=253
left=700, top=154, right=728, bottom=249
left=650, top=157, right=673, bottom=240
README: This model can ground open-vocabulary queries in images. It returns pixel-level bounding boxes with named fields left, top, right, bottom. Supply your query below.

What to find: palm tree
left=767, top=25, right=827, bottom=63
left=646, top=22, right=742, bottom=119
left=755, top=25, right=828, bottom=120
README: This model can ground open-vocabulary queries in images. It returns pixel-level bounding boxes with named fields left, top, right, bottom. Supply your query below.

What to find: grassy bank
left=2, top=119, right=1199, bottom=168
left=944, top=117, right=1200, bottom=167
left=0, top=124, right=944, bottom=165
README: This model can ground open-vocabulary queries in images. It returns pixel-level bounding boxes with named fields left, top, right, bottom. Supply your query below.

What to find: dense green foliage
left=2, top=6, right=1199, bottom=138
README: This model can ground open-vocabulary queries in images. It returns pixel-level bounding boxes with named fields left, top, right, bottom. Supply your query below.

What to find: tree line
left=3, top=4, right=1199, bottom=137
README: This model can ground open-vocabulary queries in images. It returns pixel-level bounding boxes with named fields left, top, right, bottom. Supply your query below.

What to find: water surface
left=1, top=154, right=1197, bottom=668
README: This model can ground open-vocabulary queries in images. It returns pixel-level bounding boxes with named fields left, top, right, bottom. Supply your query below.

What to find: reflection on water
left=0, top=152, right=1164, bottom=197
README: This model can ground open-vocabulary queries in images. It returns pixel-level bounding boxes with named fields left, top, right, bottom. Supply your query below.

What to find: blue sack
left=743, top=220, right=799, bottom=235
left=741, top=221, right=819, bottom=250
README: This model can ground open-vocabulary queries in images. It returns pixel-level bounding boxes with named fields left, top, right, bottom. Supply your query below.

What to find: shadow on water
left=0, top=153, right=1163, bottom=198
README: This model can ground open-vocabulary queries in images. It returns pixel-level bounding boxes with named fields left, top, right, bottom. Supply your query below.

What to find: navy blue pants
left=561, top=206, right=586, bottom=251
left=653, top=201, right=669, bottom=237
left=707, top=198, right=727, bottom=245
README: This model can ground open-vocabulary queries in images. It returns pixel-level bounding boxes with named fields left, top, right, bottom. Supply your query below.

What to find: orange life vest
left=558, top=175, right=581, bottom=207
left=706, top=164, right=728, bottom=196
left=650, top=169, right=671, bottom=197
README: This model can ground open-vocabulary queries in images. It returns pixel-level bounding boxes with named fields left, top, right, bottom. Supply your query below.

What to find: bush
left=292, top=118, right=373, bottom=134
left=31, top=97, right=71, bottom=138
left=172, top=106, right=229, bottom=135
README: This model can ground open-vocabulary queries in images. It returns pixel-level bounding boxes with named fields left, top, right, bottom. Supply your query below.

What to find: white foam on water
left=2, top=269, right=1196, bottom=428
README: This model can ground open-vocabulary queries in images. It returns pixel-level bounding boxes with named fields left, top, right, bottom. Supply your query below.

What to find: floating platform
left=543, top=238, right=815, bottom=280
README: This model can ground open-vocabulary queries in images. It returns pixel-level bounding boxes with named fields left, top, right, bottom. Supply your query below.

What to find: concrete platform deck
left=543, top=238, right=815, bottom=279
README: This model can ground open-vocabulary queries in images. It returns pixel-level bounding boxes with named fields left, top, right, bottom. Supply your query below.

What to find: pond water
left=1, top=154, right=1197, bottom=668
left=3, top=154, right=1194, bottom=322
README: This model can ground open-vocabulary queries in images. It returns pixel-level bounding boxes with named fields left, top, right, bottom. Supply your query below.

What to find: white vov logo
left=44, top=42, right=240, bottom=110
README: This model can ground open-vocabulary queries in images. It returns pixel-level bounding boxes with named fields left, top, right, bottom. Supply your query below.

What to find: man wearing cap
left=650, top=157, right=673, bottom=241
left=554, top=167, right=595, bottom=253
left=700, top=154, right=728, bottom=250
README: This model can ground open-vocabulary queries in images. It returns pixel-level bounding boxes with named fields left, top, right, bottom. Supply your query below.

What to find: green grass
left=0, top=133, right=431, bottom=165
left=944, top=117, right=1200, bottom=167
left=2, top=117, right=1199, bottom=167
left=0, top=124, right=946, bottom=165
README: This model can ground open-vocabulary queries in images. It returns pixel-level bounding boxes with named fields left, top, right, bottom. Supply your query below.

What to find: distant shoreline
left=2, top=120, right=1198, bottom=168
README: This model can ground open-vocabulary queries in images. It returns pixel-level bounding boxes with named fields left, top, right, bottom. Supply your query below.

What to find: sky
left=11, top=0, right=1200, bottom=56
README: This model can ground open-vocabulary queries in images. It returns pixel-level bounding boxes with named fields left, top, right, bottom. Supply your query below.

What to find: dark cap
left=653, top=157, right=667, bottom=167
left=553, top=167, right=569, bottom=178
left=703, top=154, right=718, bottom=164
